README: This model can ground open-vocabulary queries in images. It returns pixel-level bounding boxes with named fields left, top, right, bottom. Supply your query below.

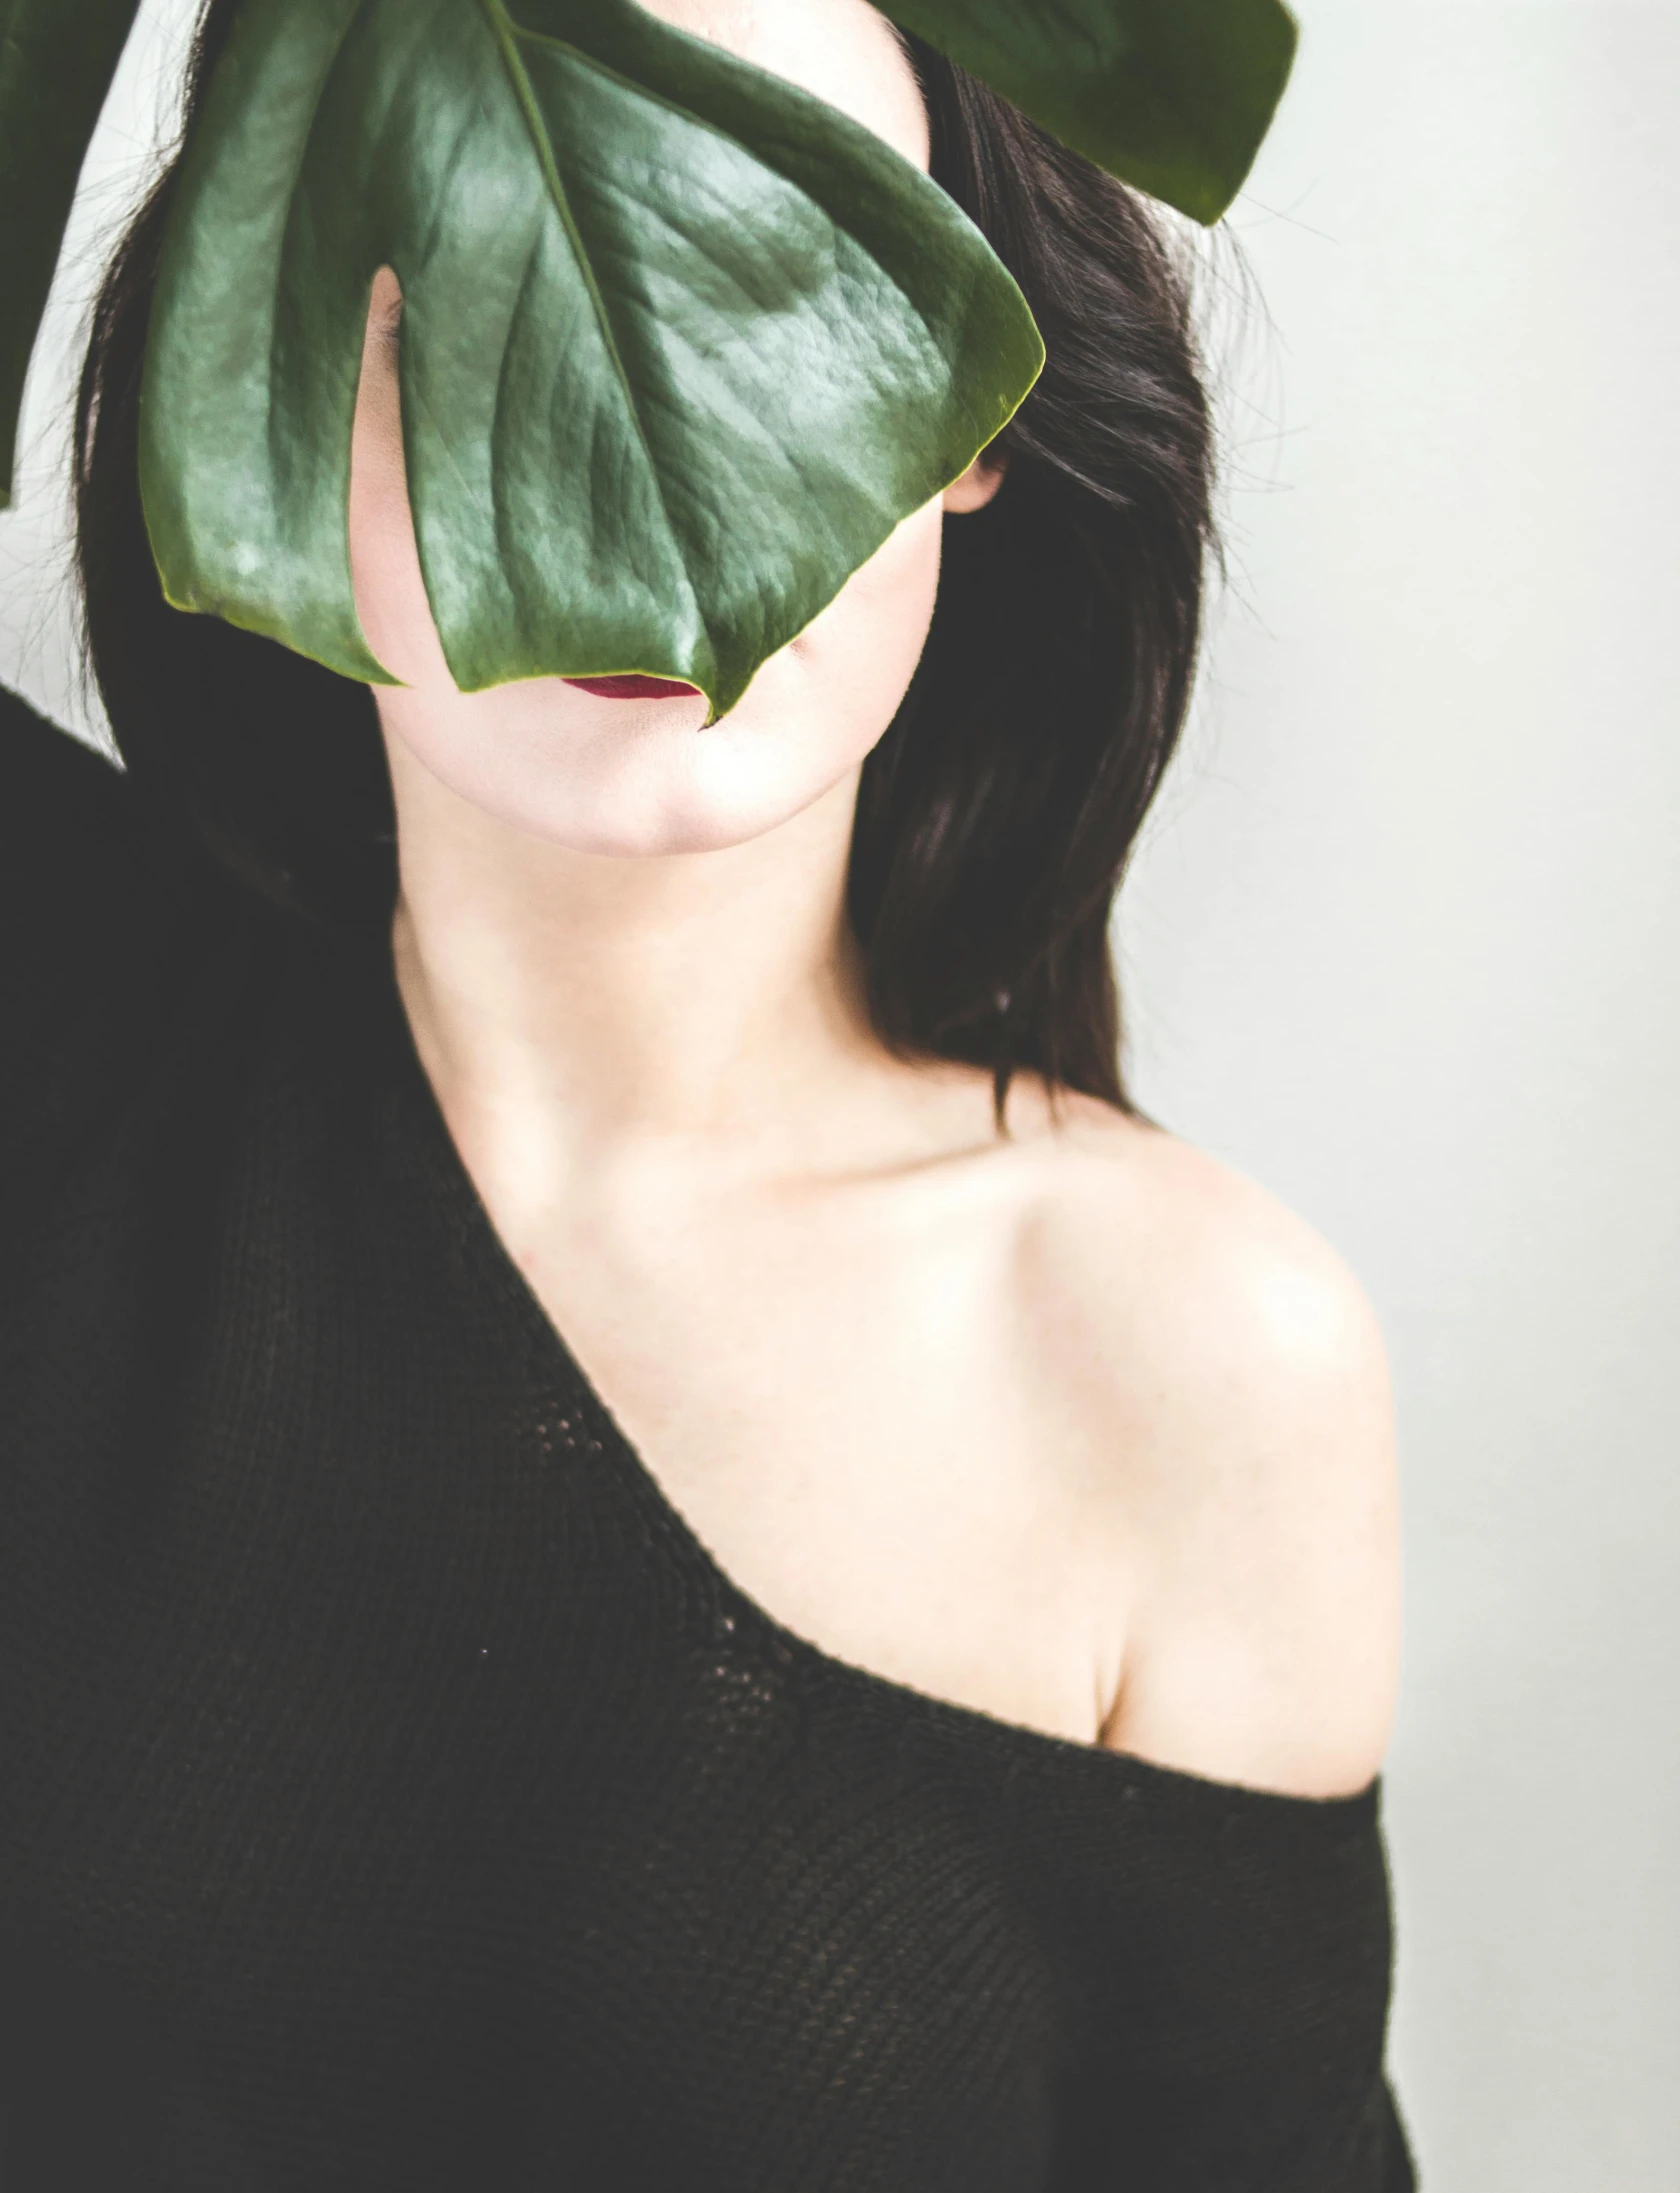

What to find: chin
left=510, top=792, right=807, bottom=861
left=382, top=682, right=867, bottom=861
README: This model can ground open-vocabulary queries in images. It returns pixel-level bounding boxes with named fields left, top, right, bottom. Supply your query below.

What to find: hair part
left=75, top=6, right=1224, bottom=1128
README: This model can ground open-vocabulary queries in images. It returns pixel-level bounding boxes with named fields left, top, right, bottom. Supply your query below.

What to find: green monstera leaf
left=0, top=0, right=144, bottom=505
left=880, top=0, right=1298, bottom=226
left=139, top=0, right=1046, bottom=721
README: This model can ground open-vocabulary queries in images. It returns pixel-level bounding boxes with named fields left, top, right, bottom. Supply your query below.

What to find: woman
left=0, top=0, right=1413, bottom=2185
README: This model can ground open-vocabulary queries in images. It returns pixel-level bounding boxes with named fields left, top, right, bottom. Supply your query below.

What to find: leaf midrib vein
left=477, top=0, right=700, bottom=647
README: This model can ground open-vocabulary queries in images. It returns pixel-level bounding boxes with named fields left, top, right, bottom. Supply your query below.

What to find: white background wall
left=3, top=5, right=1676, bottom=2186
left=1124, top=6, right=1680, bottom=2186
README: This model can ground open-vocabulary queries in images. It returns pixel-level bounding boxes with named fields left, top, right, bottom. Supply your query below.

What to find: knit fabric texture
left=0, top=686, right=1415, bottom=2191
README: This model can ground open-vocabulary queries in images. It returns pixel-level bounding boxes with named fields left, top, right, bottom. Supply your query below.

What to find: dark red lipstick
left=562, top=674, right=700, bottom=701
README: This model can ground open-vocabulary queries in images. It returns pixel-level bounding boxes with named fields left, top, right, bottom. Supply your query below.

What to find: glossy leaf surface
left=0, top=0, right=143, bottom=504
left=139, top=0, right=1046, bottom=720
left=879, top=0, right=1298, bottom=224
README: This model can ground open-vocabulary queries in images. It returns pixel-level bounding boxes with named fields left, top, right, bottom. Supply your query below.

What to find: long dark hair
left=75, top=5, right=1221, bottom=1123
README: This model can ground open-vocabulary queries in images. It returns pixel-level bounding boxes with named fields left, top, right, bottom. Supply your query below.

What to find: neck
left=383, top=728, right=890, bottom=1183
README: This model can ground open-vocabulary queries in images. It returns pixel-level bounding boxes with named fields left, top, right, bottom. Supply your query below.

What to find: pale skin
left=347, top=0, right=1402, bottom=1796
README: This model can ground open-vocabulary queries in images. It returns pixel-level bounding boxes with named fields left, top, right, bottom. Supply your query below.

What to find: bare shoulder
left=1003, top=1085, right=1402, bottom=1798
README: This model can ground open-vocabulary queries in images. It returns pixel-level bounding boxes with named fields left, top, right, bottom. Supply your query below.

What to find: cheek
left=777, top=495, right=946, bottom=753
left=348, top=363, right=452, bottom=688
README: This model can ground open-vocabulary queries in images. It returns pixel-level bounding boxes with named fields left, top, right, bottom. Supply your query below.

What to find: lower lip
left=562, top=674, right=699, bottom=701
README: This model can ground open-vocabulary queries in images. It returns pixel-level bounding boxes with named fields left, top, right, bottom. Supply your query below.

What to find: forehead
left=631, top=0, right=929, bottom=171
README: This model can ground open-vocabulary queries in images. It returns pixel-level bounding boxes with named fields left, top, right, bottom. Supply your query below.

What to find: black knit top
left=0, top=685, right=1415, bottom=2192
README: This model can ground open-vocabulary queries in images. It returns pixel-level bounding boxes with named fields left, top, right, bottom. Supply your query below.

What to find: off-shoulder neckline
left=357, top=931, right=1379, bottom=1821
